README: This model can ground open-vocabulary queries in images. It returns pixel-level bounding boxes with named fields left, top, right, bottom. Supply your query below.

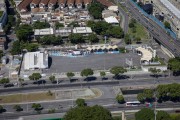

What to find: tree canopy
left=116, top=95, right=125, bottom=104
left=67, top=21, right=80, bottom=27
left=135, top=108, right=172, bottom=120
left=38, top=35, right=63, bottom=45
left=0, top=78, right=10, bottom=84
left=68, top=33, right=84, bottom=44
left=66, top=72, right=75, bottom=80
left=29, top=73, right=42, bottom=81
left=88, top=2, right=104, bottom=19
left=55, top=22, right=64, bottom=29
left=87, top=33, right=99, bottom=43
left=164, top=21, right=171, bottom=29
left=75, top=98, right=86, bottom=107
left=110, top=66, right=127, bottom=77
left=81, top=68, right=94, bottom=77
left=16, top=24, right=33, bottom=42
left=63, top=105, right=113, bottom=120
left=168, top=57, right=180, bottom=75
left=32, top=21, right=50, bottom=29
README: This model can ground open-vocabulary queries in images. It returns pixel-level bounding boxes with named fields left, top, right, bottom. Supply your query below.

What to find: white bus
left=126, top=101, right=141, bottom=106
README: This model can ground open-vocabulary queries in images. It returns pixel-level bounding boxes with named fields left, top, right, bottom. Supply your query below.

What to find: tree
left=32, top=103, right=43, bottom=112
left=18, top=78, right=24, bottom=87
left=148, top=68, right=161, bottom=78
left=13, top=105, right=23, bottom=112
left=29, top=73, right=42, bottom=81
left=129, top=22, right=135, bottom=28
left=66, top=72, right=75, bottom=82
left=124, top=34, right=131, bottom=44
left=110, top=26, right=124, bottom=38
left=75, top=98, right=86, bottom=107
left=0, top=105, right=5, bottom=113
left=0, top=50, right=3, bottom=60
left=135, top=108, right=154, bottom=120
left=0, top=78, right=10, bottom=84
left=100, top=71, right=106, bottom=80
left=88, top=2, right=104, bottom=19
left=22, top=43, right=39, bottom=52
left=157, top=111, right=171, bottom=120
left=68, top=33, right=84, bottom=44
left=16, top=24, right=33, bottom=42
left=49, top=75, right=55, bottom=83
left=116, top=95, right=125, bottom=104
left=67, top=21, right=80, bottom=27
left=110, top=66, right=127, bottom=78
left=87, top=34, right=99, bottom=44
left=63, top=105, right=113, bottom=120
left=136, top=37, right=141, bottom=44
left=137, top=93, right=145, bottom=103
left=168, top=57, right=180, bottom=75
left=143, top=89, right=154, bottom=102
left=81, top=68, right=94, bottom=80
left=38, top=35, right=63, bottom=45
left=55, top=22, right=64, bottom=29
left=164, top=21, right=171, bottom=29
left=10, top=40, right=21, bottom=55
left=32, top=21, right=50, bottom=29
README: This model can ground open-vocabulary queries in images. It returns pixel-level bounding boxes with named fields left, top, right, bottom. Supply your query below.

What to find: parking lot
left=43, top=53, right=141, bottom=73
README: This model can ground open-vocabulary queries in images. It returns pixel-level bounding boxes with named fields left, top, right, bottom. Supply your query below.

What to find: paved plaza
left=43, top=53, right=141, bottom=73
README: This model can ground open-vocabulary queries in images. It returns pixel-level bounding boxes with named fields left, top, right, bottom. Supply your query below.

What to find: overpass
left=125, top=0, right=180, bottom=57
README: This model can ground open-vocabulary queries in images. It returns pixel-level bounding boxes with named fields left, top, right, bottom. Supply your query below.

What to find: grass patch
left=128, top=22, right=149, bottom=43
left=0, top=92, right=55, bottom=104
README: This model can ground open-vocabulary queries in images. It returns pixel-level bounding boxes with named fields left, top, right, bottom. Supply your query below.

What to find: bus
left=126, top=101, right=141, bottom=106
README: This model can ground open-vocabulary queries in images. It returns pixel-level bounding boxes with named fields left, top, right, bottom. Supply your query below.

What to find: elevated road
left=126, top=0, right=180, bottom=57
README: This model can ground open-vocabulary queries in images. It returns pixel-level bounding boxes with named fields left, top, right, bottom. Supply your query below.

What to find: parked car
left=4, top=83, right=14, bottom=88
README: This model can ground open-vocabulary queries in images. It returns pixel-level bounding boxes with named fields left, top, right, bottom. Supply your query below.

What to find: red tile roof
left=58, top=0, right=66, bottom=4
left=76, top=0, right=82, bottom=4
left=83, top=0, right=92, bottom=4
left=32, top=0, right=41, bottom=5
left=18, top=0, right=33, bottom=11
left=40, top=0, right=50, bottom=5
left=96, top=0, right=114, bottom=7
left=49, top=0, right=57, bottom=4
left=67, top=0, right=74, bottom=4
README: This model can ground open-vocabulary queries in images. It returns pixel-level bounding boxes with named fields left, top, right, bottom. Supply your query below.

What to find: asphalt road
left=0, top=76, right=179, bottom=94
left=1, top=101, right=180, bottom=120
left=126, top=0, right=180, bottom=57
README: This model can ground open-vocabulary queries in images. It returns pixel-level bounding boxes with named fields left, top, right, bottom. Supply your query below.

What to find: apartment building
left=48, top=0, right=57, bottom=10
left=0, top=0, right=7, bottom=32
left=75, top=0, right=82, bottom=9
left=67, top=0, right=75, bottom=9
left=58, top=0, right=66, bottom=9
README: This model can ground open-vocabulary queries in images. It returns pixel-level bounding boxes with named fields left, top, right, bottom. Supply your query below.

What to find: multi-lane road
left=124, top=0, right=180, bottom=56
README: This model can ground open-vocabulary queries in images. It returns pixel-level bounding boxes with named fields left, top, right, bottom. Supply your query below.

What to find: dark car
left=4, top=83, right=14, bottom=88
left=33, top=80, right=46, bottom=85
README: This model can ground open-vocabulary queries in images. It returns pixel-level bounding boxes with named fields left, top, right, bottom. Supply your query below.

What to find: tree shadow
left=102, top=77, right=108, bottom=80
left=48, top=57, right=52, bottom=68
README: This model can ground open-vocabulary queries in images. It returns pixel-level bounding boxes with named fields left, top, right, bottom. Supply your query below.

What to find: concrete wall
left=141, top=65, right=167, bottom=72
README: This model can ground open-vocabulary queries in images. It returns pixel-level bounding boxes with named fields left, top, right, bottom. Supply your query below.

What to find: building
left=39, top=0, right=50, bottom=11
left=0, top=0, right=7, bottom=32
left=34, top=28, right=54, bottom=36
left=73, top=27, right=92, bottom=35
left=17, top=0, right=33, bottom=13
left=102, top=10, right=117, bottom=18
left=75, top=0, right=82, bottom=9
left=58, top=0, right=66, bottom=9
left=0, top=32, right=6, bottom=50
left=30, top=0, right=41, bottom=9
left=142, top=4, right=153, bottom=14
left=67, top=0, right=74, bottom=9
left=83, top=0, right=92, bottom=8
left=24, top=51, right=49, bottom=70
left=104, top=16, right=119, bottom=25
left=48, top=0, right=57, bottom=10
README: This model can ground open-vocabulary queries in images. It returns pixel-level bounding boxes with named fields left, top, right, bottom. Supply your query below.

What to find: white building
left=104, top=16, right=119, bottom=25
left=73, top=27, right=92, bottom=35
left=0, top=0, right=7, bottom=32
left=24, top=51, right=49, bottom=70
left=34, top=28, right=54, bottom=36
